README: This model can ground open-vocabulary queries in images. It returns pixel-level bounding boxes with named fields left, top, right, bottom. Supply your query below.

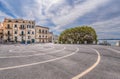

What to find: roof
left=4, top=18, right=35, bottom=23
left=36, top=25, right=49, bottom=29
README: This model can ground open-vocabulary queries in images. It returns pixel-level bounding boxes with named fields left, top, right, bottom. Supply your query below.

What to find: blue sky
left=0, top=0, right=120, bottom=39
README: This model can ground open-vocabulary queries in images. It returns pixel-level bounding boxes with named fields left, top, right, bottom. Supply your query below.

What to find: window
left=32, top=31, right=34, bottom=34
left=8, top=36, right=10, bottom=41
left=7, top=31, right=10, bottom=35
left=28, top=31, right=30, bottom=34
left=23, top=25, right=25, bottom=28
left=14, top=24, right=17, bottom=28
left=8, top=20, right=11, bottom=22
left=42, top=30, right=44, bottom=33
left=27, top=25, right=29, bottom=28
left=7, top=24, right=10, bottom=28
left=39, top=35, right=41, bottom=38
left=32, top=26, right=34, bottom=28
left=29, top=25, right=31, bottom=28
left=46, top=30, right=48, bottom=34
left=1, top=36, right=3, bottom=38
left=15, top=36, right=17, bottom=42
left=20, top=25, right=22, bottom=28
left=28, top=36, right=31, bottom=39
left=21, top=31, right=24, bottom=35
left=20, top=25, right=25, bottom=29
left=22, top=36, right=24, bottom=40
left=15, top=36, right=17, bottom=39
left=39, top=29, right=41, bottom=33
left=15, top=31, right=17, bottom=34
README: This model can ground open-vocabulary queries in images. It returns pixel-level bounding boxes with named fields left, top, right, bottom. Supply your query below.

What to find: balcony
left=19, top=27, right=26, bottom=29
left=0, top=33, right=3, bottom=34
left=5, top=33, right=12, bottom=36
left=19, top=34, right=25, bottom=36
left=39, top=32, right=41, bottom=33
left=5, top=27, right=12, bottom=29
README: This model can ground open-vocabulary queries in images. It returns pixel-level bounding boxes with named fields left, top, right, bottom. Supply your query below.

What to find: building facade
left=35, top=26, right=53, bottom=43
left=53, top=35, right=59, bottom=43
left=2, top=18, right=35, bottom=43
left=0, top=23, right=3, bottom=43
left=116, top=41, right=120, bottom=46
left=0, top=18, right=53, bottom=44
left=48, top=32, right=53, bottom=43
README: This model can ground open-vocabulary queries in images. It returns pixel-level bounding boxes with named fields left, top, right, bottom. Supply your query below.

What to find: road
left=0, top=44, right=119, bottom=79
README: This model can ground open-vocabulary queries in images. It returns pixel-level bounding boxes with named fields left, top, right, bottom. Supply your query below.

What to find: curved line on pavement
left=0, top=47, right=65, bottom=58
left=0, top=48, right=79, bottom=71
left=107, top=48, right=120, bottom=53
left=72, top=48, right=101, bottom=79
left=8, top=46, right=55, bottom=53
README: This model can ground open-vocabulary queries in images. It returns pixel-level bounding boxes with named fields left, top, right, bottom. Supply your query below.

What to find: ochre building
left=0, top=18, right=53, bottom=43
left=2, top=18, right=35, bottom=43
left=0, top=23, right=3, bottom=43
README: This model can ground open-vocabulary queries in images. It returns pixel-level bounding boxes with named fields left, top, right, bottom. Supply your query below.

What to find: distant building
left=35, top=26, right=53, bottom=43
left=0, top=23, right=3, bottom=43
left=2, top=18, right=35, bottom=43
left=98, top=40, right=111, bottom=46
left=53, top=35, right=59, bottom=43
left=116, top=41, right=120, bottom=46
left=48, top=32, right=53, bottom=43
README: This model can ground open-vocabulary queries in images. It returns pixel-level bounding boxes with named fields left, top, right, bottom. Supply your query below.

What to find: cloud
left=91, top=16, right=120, bottom=31
left=0, top=0, right=18, bottom=18
left=0, top=11, right=13, bottom=22
left=0, top=0, right=120, bottom=39
left=90, top=16, right=120, bottom=39
left=51, top=0, right=110, bottom=30
left=98, top=33, right=120, bottom=39
left=0, top=0, right=110, bottom=27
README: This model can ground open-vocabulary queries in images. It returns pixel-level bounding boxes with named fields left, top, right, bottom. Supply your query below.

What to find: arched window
left=21, top=31, right=24, bottom=35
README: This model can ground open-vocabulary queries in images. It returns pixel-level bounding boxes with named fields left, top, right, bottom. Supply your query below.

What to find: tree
left=59, top=26, right=97, bottom=44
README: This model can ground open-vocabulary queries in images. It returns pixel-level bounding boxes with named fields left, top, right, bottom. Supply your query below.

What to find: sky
left=0, top=0, right=120, bottom=39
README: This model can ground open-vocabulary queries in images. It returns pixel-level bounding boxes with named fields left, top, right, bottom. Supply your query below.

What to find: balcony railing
left=37, top=32, right=48, bottom=34
left=19, top=34, right=25, bottom=36
left=5, top=27, right=12, bottom=29
left=5, top=33, right=12, bottom=36
left=19, top=27, right=26, bottom=29
left=0, top=33, right=3, bottom=34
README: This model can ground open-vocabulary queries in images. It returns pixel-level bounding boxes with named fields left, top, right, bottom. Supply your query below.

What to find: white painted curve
left=0, top=47, right=65, bottom=58
left=0, top=48, right=79, bottom=71
left=107, top=48, right=120, bottom=53
left=72, top=48, right=101, bottom=79
left=8, top=46, right=55, bottom=53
